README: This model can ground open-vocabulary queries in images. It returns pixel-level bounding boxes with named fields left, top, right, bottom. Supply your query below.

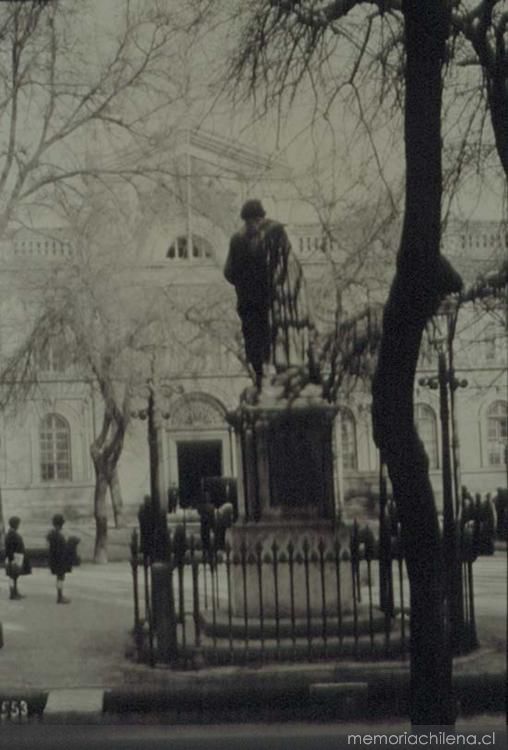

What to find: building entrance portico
left=176, top=439, right=222, bottom=507
left=166, top=393, right=235, bottom=511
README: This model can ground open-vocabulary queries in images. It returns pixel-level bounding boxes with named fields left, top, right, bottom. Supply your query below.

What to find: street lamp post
left=132, top=378, right=181, bottom=561
left=419, top=310, right=469, bottom=655
left=131, top=377, right=183, bottom=664
left=146, top=380, right=174, bottom=520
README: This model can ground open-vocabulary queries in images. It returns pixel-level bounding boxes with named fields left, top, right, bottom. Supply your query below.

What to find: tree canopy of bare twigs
left=0, top=0, right=199, bottom=237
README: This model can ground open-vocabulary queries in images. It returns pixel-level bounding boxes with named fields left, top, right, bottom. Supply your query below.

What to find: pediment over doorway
left=170, top=394, right=226, bottom=428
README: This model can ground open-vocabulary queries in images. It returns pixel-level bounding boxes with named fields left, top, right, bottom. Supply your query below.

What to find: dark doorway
left=177, top=440, right=223, bottom=508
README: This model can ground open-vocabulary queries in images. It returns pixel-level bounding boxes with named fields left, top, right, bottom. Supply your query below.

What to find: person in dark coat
left=198, top=499, right=216, bottom=558
left=214, top=502, right=235, bottom=551
left=47, top=514, right=71, bottom=604
left=5, top=516, right=31, bottom=600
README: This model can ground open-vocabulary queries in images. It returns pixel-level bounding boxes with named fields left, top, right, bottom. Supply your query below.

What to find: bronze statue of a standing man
left=224, top=199, right=315, bottom=390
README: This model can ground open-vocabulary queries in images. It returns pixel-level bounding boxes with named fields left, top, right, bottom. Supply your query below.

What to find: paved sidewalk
left=0, top=564, right=131, bottom=689
left=0, top=554, right=505, bottom=721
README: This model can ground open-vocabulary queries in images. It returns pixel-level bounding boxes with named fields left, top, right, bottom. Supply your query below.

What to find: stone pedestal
left=227, top=383, right=338, bottom=523
left=226, top=381, right=352, bottom=619
left=228, top=520, right=352, bottom=618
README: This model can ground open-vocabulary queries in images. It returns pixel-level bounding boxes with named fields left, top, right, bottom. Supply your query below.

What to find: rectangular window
left=488, top=451, right=501, bottom=466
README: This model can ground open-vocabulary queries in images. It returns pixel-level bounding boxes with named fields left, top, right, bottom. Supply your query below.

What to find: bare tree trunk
left=93, top=471, right=109, bottom=564
left=90, top=407, right=126, bottom=562
left=109, top=467, right=124, bottom=528
left=372, top=0, right=461, bottom=726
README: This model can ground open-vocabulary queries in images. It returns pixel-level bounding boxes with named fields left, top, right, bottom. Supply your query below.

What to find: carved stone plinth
left=228, top=521, right=353, bottom=618
left=227, top=383, right=338, bottom=522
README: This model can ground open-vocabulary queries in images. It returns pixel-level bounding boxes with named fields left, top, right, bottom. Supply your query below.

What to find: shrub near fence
left=493, top=488, right=508, bottom=541
left=461, top=490, right=498, bottom=555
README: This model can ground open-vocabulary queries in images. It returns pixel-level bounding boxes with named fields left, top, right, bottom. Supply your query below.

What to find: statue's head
left=241, top=199, right=265, bottom=234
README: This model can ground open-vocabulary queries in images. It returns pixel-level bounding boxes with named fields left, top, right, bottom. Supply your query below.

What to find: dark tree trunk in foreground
left=372, top=0, right=462, bottom=725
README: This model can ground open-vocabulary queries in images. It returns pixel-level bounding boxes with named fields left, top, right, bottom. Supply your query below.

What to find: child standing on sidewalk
left=47, top=514, right=71, bottom=604
left=5, top=516, right=31, bottom=600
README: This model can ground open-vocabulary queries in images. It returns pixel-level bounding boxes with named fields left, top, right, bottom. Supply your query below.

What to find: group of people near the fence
left=138, top=494, right=236, bottom=562
left=4, top=514, right=79, bottom=603
left=198, top=500, right=235, bottom=556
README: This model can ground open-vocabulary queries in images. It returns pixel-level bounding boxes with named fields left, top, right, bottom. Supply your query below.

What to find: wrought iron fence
left=129, top=516, right=478, bottom=669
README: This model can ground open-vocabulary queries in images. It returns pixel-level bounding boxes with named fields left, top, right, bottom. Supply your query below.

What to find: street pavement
left=468, top=553, right=507, bottom=650
left=0, top=563, right=133, bottom=689
left=1, top=719, right=507, bottom=750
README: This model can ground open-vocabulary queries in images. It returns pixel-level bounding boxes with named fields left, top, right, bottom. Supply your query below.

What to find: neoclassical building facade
left=0, top=131, right=505, bottom=529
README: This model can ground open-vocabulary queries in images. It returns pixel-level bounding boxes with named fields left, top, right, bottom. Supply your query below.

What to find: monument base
left=228, top=381, right=339, bottom=523
left=225, top=376, right=348, bottom=619
left=228, top=520, right=352, bottom=618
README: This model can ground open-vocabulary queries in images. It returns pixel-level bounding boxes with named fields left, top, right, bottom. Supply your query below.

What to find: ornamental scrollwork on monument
left=170, top=397, right=225, bottom=427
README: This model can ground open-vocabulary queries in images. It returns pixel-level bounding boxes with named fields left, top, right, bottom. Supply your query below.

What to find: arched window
left=415, top=403, right=439, bottom=469
left=40, top=414, right=72, bottom=481
left=167, top=234, right=214, bottom=261
left=340, top=409, right=357, bottom=471
left=486, top=401, right=507, bottom=466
